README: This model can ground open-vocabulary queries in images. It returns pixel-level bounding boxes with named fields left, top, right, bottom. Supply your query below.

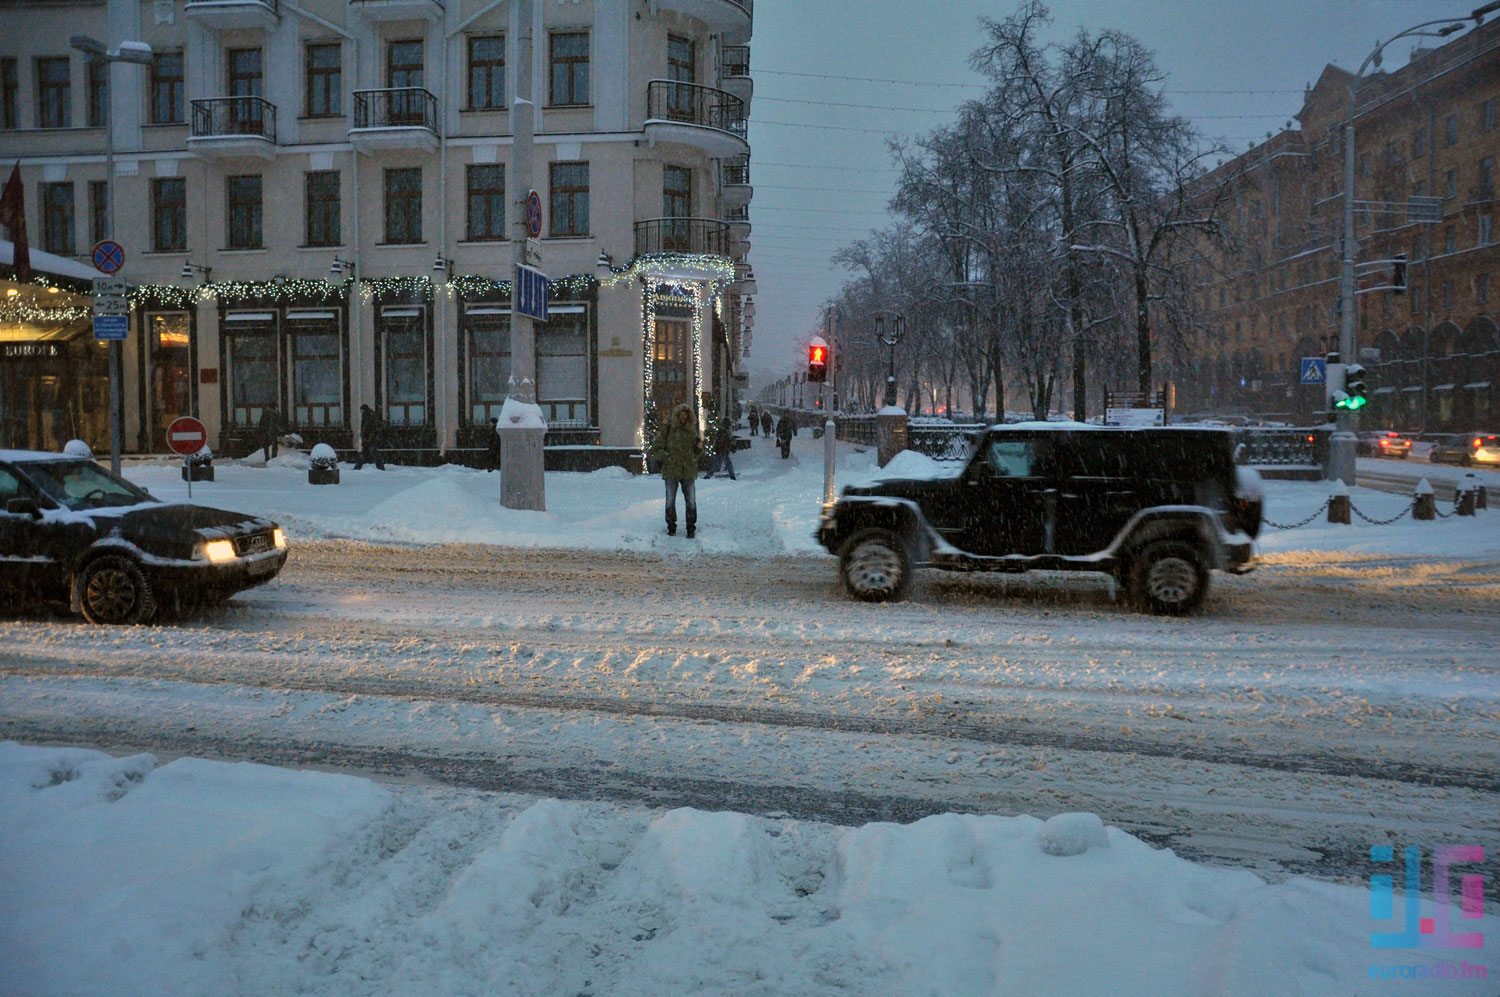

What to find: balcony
left=1467, top=183, right=1496, bottom=207
left=348, top=0, right=443, bottom=21
left=183, top=0, right=279, bottom=30
left=186, top=97, right=277, bottom=159
left=719, top=45, right=751, bottom=105
left=350, top=88, right=439, bottom=154
left=720, top=157, right=752, bottom=209
left=725, top=205, right=750, bottom=240
left=633, top=217, right=732, bottom=280
left=653, top=0, right=751, bottom=44
left=644, top=81, right=747, bottom=158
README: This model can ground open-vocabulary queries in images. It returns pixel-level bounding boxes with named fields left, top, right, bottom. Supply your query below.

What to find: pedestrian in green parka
left=649, top=402, right=702, bottom=537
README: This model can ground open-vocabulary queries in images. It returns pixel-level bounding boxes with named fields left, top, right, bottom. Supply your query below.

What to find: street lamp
left=875, top=312, right=905, bottom=408
left=70, top=34, right=153, bottom=476
left=1331, top=2, right=1497, bottom=484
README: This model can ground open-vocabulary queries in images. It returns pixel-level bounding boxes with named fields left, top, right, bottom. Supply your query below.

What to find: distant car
left=1357, top=431, right=1412, bottom=459
left=0, top=450, right=288, bottom=624
left=1429, top=432, right=1500, bottom=466
left=816, top=425, right=1261, bottom=614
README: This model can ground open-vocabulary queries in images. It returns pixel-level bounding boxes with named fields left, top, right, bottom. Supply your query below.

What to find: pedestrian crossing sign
left=1300, top=357, right=1326, bottom=384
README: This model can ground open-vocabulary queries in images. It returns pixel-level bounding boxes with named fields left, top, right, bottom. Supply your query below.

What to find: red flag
left=0, top=163, right=31, bottom=282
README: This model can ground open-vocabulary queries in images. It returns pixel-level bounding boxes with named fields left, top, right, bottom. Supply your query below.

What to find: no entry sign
left=166, top=416, right=208, bottom=456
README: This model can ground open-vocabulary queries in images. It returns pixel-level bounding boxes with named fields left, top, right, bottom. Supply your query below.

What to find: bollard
left=1413, top=478, right=1435, bottom=520
left=1478, top=485, right=1489, bottom=511
left=308, top=442, right=340, bottom=486
left=1328, top=480, right=1350, bottom=524
left=1456, top=486, right=1475, bottom=517
left=1461, top=472, right=1486, bottom=512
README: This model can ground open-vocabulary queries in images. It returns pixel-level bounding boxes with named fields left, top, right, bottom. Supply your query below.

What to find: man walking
left=649, top=402, right=702, bottom=537
left=748, top=404, right=759, bottom=436
left=703, top=417, right=738, bottom=480
left=354, top=403, right=386, bottom=470
left=258, top=406, right=282, bottom=460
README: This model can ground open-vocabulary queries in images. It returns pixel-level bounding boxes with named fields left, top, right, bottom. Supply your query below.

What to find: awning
left=0, top=321, right=89, bottom=342
left=1463, top=381, right=1491, bottom=389
left=1, top=238, right=103, bottom=282
left=1432, top=383, right=1455, bottom=391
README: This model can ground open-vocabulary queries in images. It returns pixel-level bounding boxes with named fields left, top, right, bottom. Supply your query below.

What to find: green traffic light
left=1334, top=395, right=1368, bottom=410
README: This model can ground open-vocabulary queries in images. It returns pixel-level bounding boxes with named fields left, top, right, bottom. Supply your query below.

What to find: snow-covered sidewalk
left=2, top=742, right=1492, bottom=996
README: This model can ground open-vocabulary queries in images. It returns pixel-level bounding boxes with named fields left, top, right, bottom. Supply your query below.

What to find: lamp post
left=1331, top=3, right=1497, bottom=484
left=70, top=35, right=152, bottom=476
left=876, top=312, right=905, bottom=408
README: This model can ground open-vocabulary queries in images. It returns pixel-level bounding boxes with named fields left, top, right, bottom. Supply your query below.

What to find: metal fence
left=1232, top=427, right=1329, bottom=470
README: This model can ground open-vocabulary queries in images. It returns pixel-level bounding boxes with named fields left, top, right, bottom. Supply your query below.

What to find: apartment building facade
left=1173, top=19, right=1497, bottom=431
left=0, top=0, right=756, bottom=459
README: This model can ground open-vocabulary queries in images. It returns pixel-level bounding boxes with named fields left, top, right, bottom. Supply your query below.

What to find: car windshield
left=21, top=460, right=156, bottom=511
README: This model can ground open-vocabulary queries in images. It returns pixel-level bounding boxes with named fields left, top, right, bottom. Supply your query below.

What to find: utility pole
left=498, top=0, right=546, bottom=510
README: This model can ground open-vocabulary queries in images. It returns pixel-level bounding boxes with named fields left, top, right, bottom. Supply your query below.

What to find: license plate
left=247, top=558, right=277, bottom=577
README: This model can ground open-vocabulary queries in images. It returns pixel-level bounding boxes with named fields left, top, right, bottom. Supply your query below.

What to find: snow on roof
left=1, top=239, right=103, bottom=282
left=0, top=449, right=75, bottom=463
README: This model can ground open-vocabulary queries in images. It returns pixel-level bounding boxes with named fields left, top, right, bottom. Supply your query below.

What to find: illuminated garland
left=0, top=300, right=93, bottom=324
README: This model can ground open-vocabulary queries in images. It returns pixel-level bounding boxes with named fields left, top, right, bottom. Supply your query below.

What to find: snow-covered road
left=4, top=539, right=1496, bottom=883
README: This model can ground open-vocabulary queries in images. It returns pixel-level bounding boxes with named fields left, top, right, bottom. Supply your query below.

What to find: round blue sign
left=525, top=190, right=543, bottom=238
left=92, top=240, right=125, bottom=275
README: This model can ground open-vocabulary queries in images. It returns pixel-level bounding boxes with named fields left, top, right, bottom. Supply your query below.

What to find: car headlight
left=202, top=539, right=237, bottom=563
left=273, top=528, right=287, bottom=549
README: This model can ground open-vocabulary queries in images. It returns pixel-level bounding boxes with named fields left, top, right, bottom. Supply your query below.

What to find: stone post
left=876, top=406, right=907, bottom=468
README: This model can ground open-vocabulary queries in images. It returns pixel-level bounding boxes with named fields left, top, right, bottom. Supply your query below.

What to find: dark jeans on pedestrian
left=664, top=476, right=697, bottom=533
left=263, top=434, right=279, bottom=459
left=703, top=451, right=737, bottom=480
left=353, top=442, right=384, bottom=470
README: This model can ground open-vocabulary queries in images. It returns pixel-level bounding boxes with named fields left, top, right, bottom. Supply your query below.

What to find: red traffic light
left=809, top=345, right=826, bottom=365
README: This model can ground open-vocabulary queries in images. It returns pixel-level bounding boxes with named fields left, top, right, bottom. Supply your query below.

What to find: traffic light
left=1391, top=253, right=1407, bottom=295
left=1338, top=363, right=1369, bottom=410
left=807, top=337, right=828, bottom=383
left=1325, top=352, right=1348, bottom=411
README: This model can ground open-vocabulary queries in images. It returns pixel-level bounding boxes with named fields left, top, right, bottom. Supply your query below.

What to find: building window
left=226, top=318, right=277, bottom=428
left=227, top=174, right=263, bottom=249
left=1445, top=113, right=1458, bottom=145
left=379, top=307, right=428, bottom=426
left=304, top=43, right=341, bottom=118
left=41, top=182, right=74, bottom=255
left=228, top=48, right=262, bottom=97
left=86, top=59, right=107, bottom=127
left=1, top=58, right=17, bottom=129
left=304, top=171, right=340, bottom=247
left=1442, top=279, right=1454, bottom=311
left=36, top=56, right=71, bottom=128
left=467, top=35, right=504, bottom=110
left=89, top=180, right=108, bottom=244
left=383, top=167, right=422, bottom=244
left=151, top=52, right=184, bottom=124
left=1478, top=273, right=1490, bottom=304
left=1481, top=214, right=1494, bottom=246
left=1481, top=156, right=1495, bottom=196
left=537, top=306, right=589, bottom=425
left=387, top=40, right=425, bottom=125
left=1485, top=97, right=1496, bottom=132
left=153, top=178, right=186, bottom=251
left=465, top=164, right=505, bottom=241
left=286, top=313, right=344, bottom=427
left=465, top=310, right=509, bottom=424
left=1412, top=127, right=1426, bottom=157
left=1444, top=225, right=1456, bottom=254
left=663, top=165, right=692, bottom=251
left=668, top=34, right=694, bottom=83
left=1445, top=168, right=1457, bottom=199
left=549, top=161, right=588, bottom=237
left=548, top=32, right=589, bottom=106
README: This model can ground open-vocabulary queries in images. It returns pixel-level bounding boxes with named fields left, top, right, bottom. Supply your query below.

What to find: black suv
left=0, top=450, right=288, bottom=624
left=815, top=426, right=1262, bottom=613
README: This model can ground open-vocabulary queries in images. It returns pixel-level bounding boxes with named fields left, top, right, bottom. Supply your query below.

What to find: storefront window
left=537, top=306, right=589, bottom=425
left=286, top=313, right=342, bottom=427
left=149, top=313, right=192, bottom=451
left=464, top=309, right=510, bottom=424
left=225, top=315, right=277, bottom=427
left=379, top=307, right=427, bottom=426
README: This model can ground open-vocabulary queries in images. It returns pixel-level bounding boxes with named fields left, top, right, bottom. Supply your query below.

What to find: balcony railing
left=1468, top=183, right=1496, bottom=205
left=721, top=44, right=749, bottom=78
left=353, top=87, right=438, bottom=131
left=634, top=217, right=730, bottom=257
left=646, top=80, right=745, bottom=137
left=190, top=96, right=277, bottom=142
left=721, top=158, right=750, bottom=187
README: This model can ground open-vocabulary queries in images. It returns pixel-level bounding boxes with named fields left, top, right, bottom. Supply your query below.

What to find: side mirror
left=6, top=497, right=42, bottom=519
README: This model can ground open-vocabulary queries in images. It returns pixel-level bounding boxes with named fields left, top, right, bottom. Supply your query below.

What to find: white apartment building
left=0, top=0, right=756, bottom=463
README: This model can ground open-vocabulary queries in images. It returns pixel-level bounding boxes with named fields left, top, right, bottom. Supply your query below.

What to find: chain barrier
left=1434, top=503, right=1457, bottom=519
left=1349, top=501, right=1413, bottom=526
left=1263, top=498, right=1331, bottom=530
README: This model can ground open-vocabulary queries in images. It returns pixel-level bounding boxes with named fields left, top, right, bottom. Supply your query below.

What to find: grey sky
left=742, top=0, right=1480, bottom=385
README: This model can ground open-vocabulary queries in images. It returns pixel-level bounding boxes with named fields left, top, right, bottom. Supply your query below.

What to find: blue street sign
left=92, top=240, right=125, bottom=275
left=1300, top=357, right=1326, bottom=385
left=515, top=264, right=549, bottom=321
left=93, top=315, right=129, bottom=341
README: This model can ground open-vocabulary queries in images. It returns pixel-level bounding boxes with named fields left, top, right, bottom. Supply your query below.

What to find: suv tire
left=1127, top=540, right=1209, bottom=615
left=841, top=529, right=912, bottom=602
left=79, top=555, right=157, bottom=625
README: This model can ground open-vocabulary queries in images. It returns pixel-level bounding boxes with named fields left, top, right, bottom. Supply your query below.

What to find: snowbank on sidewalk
left=3, top=743, right=1487, bottom=996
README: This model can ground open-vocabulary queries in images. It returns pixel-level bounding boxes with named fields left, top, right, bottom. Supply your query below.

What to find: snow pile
left=859, top=448, right=962, bottom=482
left=1, top=743, right=1490, bottom=996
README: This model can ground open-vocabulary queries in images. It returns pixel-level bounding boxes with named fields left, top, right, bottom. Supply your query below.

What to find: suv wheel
left=1127, top=540, right=1208, bottom=615
left=841, top=529, right=912, bottom=602
left=79, top=555, right=157, bottom=625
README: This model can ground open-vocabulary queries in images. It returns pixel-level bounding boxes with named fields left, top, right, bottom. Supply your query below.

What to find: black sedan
left=0, top=450, right=288, bottom=623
